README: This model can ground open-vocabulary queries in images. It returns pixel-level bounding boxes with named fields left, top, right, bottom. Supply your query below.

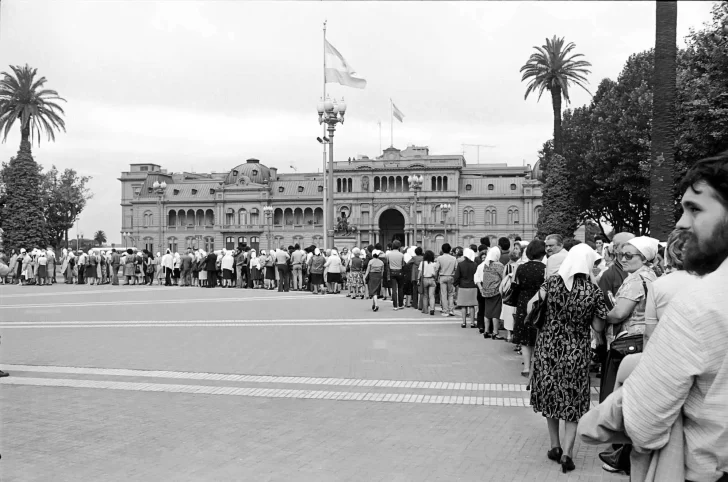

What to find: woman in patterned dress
left=511, top=240, right=545, bottom=376
left=528, top=243, right=608, bottom=473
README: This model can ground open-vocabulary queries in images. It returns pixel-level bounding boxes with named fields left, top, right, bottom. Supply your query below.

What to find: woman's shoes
left=547, top=447, right=563, bottom=462
left=478, top=329, right=485, bottom=334
left=374, top=305, right=379, bottom=312
left=484, top=332, right=493, bottom=339
left=560, top=455, right=575, bottom=473
left=461, top=323, right=467, bottom=328
left=520, top=371, right=530, bottom=378
left=429, top=310, right=434, bottom=316
left=470, top=323, right=477, bottom=328
left=492, top=334, right=505, bottom=340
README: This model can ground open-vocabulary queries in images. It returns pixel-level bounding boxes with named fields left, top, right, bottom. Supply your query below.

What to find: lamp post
left=440, top=203, right=452, bottom=245
left=410, top=174, right=424, bottom=247
left=152, top=181, right=167, bottom=251
left=263, top=205, right=274, bottom=252
left=317, top=95, right=347, bottom=249
left=122, top=231, right=131, bottom=248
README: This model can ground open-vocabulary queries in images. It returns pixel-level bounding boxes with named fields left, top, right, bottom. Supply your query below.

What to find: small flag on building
left=324, top=40, right=367, bottom=89
left=392, top=101, right=405, bottom=122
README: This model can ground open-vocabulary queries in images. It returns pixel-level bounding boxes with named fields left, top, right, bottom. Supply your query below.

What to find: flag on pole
left=392, top=102, right=405, bottom=122
left=324, top=40, right=367, bottom=89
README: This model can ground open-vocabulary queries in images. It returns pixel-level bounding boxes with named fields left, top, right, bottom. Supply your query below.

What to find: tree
left=650, top=1, right=678, bottom=240
left=0, top=65, right=66, bottom=251
left=521, top=36, right=592, bottom=156
left=42, top=166, right=93, bottom=249
left=536, top=154, right=579, bottom=239
left=93, top=230, right=107, bottom=246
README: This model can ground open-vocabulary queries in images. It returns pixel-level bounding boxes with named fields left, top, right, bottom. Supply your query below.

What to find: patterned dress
left=512, top=260, right=546, bottom=347
left=530, top=275, right=608, bottom=422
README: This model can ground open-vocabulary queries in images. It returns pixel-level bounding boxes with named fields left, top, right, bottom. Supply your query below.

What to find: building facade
left=119, top=145, right=543, bottom=253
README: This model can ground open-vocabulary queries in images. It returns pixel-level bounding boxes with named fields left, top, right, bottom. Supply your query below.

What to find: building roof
left=269, top=180, right=324, bottom=196
left=224, top=159, right=272, bottom=185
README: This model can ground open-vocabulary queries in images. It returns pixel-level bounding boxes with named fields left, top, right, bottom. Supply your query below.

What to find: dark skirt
left=310, top=272, right=324, bottom=285
left=173, top=268, right=180, bottom=279
left=482, top=295, right=502, bottom=318
left=456, top=287, right=478, bottom=307
left=251, top=267, right=260, bottom=280
left=367, top=272, right=383, bottom=297
left=265, top=266, right=276, bottom=280
left=85, top=264, right=96, bottom=278
left=38, top=265, right=47, bottom=278
left=327, top=272, right=341, bottom=283
left=222, top=268, right=233, bottom=280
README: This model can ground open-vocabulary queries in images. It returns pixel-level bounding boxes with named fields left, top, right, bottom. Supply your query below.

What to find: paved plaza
left=0, top=284, right=627, bottom=482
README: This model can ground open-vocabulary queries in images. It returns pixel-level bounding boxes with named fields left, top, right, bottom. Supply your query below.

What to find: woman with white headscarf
left=500, top=241, right=525, bottom=341
left=308, top=248, right=326, bottom=294
left=197, top=250, right=208, bottom=287
left=475, top=247, right=506, bottom=339
left=324, top=248, right=342, bottom=295
left=528, top=243, right=608, bottom=473
left=512, top=240, right=546, bottom=374
left=248, top=249, right=260, bottom=289
left=364, top=249, right=385, bottom=311
left=453, top=248, right=478, bottom=328
left=605, top=236, right=659, bottom=346
left=347, top=247, right=365, bottom=299
left=401, top=246, right=417, bottom=308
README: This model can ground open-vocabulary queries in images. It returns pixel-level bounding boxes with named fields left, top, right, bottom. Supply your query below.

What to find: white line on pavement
left=0, top=320, right=452, bottom=329
left=1, top=364, right=527, bottom=391
left=0, top=286, right=169, bottom=298
left=0, top=317, right=437, bottom=325
left=0, top=294, right=314, bottom=309
left=0, top=376, right=532, bottom=407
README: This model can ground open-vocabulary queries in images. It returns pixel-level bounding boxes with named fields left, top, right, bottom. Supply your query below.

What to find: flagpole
left=322, top=20, right=328, bottom=250
left=390, top=99, right=394, bottom=147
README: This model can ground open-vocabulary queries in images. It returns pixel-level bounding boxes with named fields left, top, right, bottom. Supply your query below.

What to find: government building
left=119, top=145, right=543, bottom=253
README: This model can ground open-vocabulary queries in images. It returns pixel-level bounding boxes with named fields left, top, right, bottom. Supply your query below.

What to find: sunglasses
left=620, top=252, right=642, bottom=261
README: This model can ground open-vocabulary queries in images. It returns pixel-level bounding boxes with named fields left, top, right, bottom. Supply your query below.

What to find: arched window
left=205, top=209, right=214, bottom=226
left=196, top=209, right=204, bottom=226
left=238, top=236, right=247, bottom=247
left=389, top=176, right=395, bottom=192
left=168, top=210, right=177, bottom=226
left=443, top=176, right=448, bottom=191
left=143, top=237, right=154, bottom=252
left=239, top=208, right=248, bottom=225
left=485, top=206, right=497, bottom=225
left=431, top=176, right=437, bottom=191
left=382, top=176, right=389, bottom=192
left=337, top=178, right=342, bottom=193
left=303, top=208, right=314, bottom=225
left=250, top=208, right=259, bottom=225
left=433, top=204, right=441, bottom=224
left=347, top=178, right=352, bottom=192
left=273, top=208, right=283, bottom=225
left=314, top=207, right=323, bottom=224
left=225, top=236, right=235, bottom=250
left=312, top=235, right=323, bottom=246
left=168, top=236, right=178, bottom=253
left=462, top=208, right=474, bottom=226
left=186, top=209, right=195, bottom=226
left=294, top=208, right=303, bottom=224
left=185, top=236, right=195, bottom=249
left=437, top=176, right=442, bottom=191
left=374, top=176, right=381, bottom=191
left=284, top=208, right=294, bottom=225
left=143, top=210, right=153, bottom=227
left=395, top=176, right=402, bottom=192
left=178, top=209, right=186, bottom=226
left=403, top=176, right=410, bottom=191
left=534, top=206, right=542, bottom=224
left=508, top=206, right=520, bottom=224
left=225, top=208, right=235, bottom=226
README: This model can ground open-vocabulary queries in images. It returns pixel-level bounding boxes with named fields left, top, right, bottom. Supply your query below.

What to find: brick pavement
left=0, top=284, right=627, bottom=481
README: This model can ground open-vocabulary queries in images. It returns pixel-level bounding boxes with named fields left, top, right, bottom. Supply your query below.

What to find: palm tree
left=0, top=64, right=66, bottom=155
left=520, top=36, right=592, bottom=156
left=94, top=230, right=107, bottom=247
left=650, top=2, right=677, bottom=239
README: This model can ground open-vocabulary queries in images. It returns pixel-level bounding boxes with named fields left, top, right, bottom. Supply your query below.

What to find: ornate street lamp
left=122, top=231, right=131, bottom=247
left=317, top=95, right=347, bottom=249
left=410, top=174, right=424, bottom=247
left=263, top=205, right=274, bottom=252
left=441, top=203, right=452, bottom=246
left=152, top=180, right=167, bottom=251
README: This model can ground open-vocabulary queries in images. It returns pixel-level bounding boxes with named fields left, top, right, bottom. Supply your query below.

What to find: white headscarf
left=518, top=241, right=530, bottom=263
left=463, top=248, right=476, bottom=262
left=331, top=248, right=338, bottom=257
left=484, top=247, right=500, bottom=266
left=557, top=243, right=599, bottom=291
left=626, top=236, right=660, bottom=262
left=314, top=248, right=321, bottom=256
left=404, top=246, right=416, bottom=264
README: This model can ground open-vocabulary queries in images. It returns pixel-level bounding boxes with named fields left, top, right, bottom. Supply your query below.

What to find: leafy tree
left=536, top=154, right=579, bottom=239
left=650, top=1, right=678, bottom=239
left=93, top=230, right=107, bottom=246
left=42, top=166, right=93, bottom=249
left=521, top=36, right=592, bottom=156
left=0, top=65, right=66, bottom=251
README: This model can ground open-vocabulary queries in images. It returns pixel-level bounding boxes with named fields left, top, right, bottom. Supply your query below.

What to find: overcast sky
left=0, top=1, right=716, bottom=244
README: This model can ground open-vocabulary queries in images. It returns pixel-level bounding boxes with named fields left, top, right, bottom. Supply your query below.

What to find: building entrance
left=379, top=209, right=405, bottom=246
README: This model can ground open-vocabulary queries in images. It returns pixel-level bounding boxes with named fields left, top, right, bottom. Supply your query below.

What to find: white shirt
left=546, top=249, right=568, bottom=277
left=221, top=254, right=235, bottom=270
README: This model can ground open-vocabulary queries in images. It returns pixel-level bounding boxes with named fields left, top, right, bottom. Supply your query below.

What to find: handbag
left=609, top=276, right=649, bottom=359
left=524, top=290, right=548, bottom=330
left=501, top=264, right=520, bottom=307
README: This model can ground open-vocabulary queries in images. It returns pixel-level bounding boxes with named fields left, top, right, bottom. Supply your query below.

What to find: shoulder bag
left=524, top=289, right=548, bottom=330
left=501, top=264, right=520, bottom=307
left=609, top=276, right=649, bottom=359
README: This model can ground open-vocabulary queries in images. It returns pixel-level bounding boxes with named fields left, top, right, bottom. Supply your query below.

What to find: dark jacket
left=453, top=258, right=477, bottom=289
left=181, top=254, right=193, bottom=270
left=205, top=253, right=218, bottom=271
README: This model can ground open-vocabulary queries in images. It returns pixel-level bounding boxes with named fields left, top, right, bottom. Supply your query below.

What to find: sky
left=0, top=1, right=717, bottom=244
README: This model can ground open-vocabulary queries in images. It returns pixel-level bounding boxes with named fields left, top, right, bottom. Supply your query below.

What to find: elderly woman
left=529, top=244, right=608, bottom=473
left=605, top=236, right=660, bottom=345
left=324, top=248, right=342, bottom=295
left=248, top=249, right=260, bottom=289
left=364, top=249, right=385, bottom=311
left=86, top=249, right=98, bottom=286
left=501, top=241, right=524, bottom=341
left=475, top=247, right=505, bottom=339
left=348, top=247, right=365, bottom=299
left=308, top=248, right=326, bottom=294
left=512, top=240, right=546, bottom=377
left=123, top=249, right=136, bottom=285
left=644, top=230, right=694, bottom=345
left=454, top=248, right=478, bottom=329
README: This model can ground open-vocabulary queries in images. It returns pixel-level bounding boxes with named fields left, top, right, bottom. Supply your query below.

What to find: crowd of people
left=0, top=152, right=726, bottom=481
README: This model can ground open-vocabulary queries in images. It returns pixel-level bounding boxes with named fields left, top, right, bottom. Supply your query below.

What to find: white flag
left=392, top=102, right=404, bottom=122
left=324, top=40, right=367, bottom=89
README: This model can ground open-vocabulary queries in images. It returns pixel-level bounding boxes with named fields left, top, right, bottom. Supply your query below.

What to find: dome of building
left=224, top=159, right=271, bottom=185
left=532, top=160, right=545, bottom=182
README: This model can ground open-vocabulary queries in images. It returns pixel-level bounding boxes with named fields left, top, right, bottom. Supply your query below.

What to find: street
left=0, top=284, right=625, bottom=482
